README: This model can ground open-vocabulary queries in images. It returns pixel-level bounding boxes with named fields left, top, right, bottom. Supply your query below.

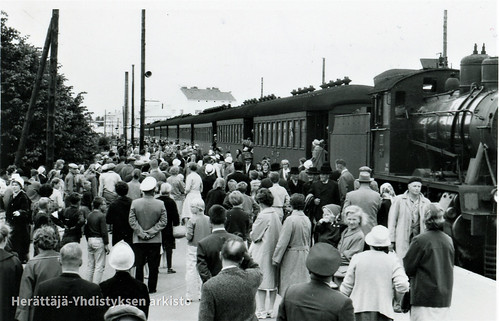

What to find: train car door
left=329, top=113, right=371, bottom=178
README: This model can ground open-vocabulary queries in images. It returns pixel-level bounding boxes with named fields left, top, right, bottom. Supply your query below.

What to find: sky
left=2, top=0, right=498, bottom=118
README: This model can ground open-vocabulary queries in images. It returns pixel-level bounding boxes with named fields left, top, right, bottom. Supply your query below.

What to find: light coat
left=249, top=207, right=282, bottom=289
left=340, top=250, right=409, bottom=319
left=388, top=191, right=431, bottom=259
left=342, top=185, right=382, bottom=235
left=129, top=194, right=167, bottom=244
left=272, top=210, right=311, bottom=296
left=337, top=227, right=365, bottom=265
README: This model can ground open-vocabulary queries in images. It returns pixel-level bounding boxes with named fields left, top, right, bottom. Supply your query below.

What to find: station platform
left=56, top=236, right=497, bottom=320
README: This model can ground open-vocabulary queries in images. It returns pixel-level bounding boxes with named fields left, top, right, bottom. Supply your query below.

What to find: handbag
left=173, top=225, right=186, bottom=238
left=401, top=290, right=411, bottom=313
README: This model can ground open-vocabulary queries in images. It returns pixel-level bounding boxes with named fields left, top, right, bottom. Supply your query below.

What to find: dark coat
left=99, top=271, right=150, bottom=317
left=157, top=195, right=180, bottom=249
left=287, top=179, right=305, bottom=195
left=314, top=220, right=345, bottom=248
left=403, top=230, right=454, bottom=307
left=106, top=196, right=134, bottom=245
left=204, top=188, right=226, bottom=216
left=199, top=262, right=262, bottom=321
left=225, top=207, right=251, bottom=241
left=227, top=171, right=251, bottom=195
left=202, top=174, right=217, bottom=200
left=308, top=180, right=341, bottom=221
left=277, top=279, right=354, bottom=321
left=6, top=191, right=31, bottom=262
left=60, top=205, right=85, bottom=246
left=33, top=273, right=105, bottom=321
left=0, top=248, right=23, bottom=321
left=196, top=230, right=242, bottom=283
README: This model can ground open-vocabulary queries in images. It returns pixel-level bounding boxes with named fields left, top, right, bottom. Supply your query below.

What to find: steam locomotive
left=145, top=44, right=497, bottom=278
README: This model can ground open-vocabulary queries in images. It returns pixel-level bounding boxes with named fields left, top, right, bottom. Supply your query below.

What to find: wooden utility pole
left=139, top=9, right=146, bottom=152
left=46, top=9, right=59, bottom=168
left=15, top=11, right=55, bottom=166
left=124, top=71, right=129, bottom=151
left=131, top=64, right=135, bottom=149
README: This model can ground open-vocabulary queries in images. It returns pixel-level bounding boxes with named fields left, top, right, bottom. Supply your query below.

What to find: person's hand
left=314, top=198, right=320, bottom=205
left=104, top=245, right=110, bottom=255
left=13, top=211, right=20, bottom=216
left=389, top=242, right=395, bottom=252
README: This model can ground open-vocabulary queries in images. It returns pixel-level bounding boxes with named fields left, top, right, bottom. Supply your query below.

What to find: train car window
left=300, top=120, right=306, bottom=149
left=272, top=122, right=277, bottom=146
left=422, top=77, right=437, bottom=92
left=395, top=91, right=406, bottom=106
left=293, top=120, right=299, bottom=148
left=256, top=123, right=260, bottom=145
left=282, top=120, right=289, bottom=147
left=278, top=122, right=282, bottom=147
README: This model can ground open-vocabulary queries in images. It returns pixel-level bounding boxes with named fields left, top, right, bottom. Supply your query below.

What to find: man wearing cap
left=277, top=243, right=354, bottom=321
left=100, top=241, right=150, bottom=317
left=129, top=176, right=167, bottom=293
left=388, top=177, right=431, bottom=259
left=104, top=305, right=146, bottom=321
left=342, top=169, right=381, bottom=235
left=65, top=163, right=79, bottom=195
left=307, top=165, right=340, bottom=231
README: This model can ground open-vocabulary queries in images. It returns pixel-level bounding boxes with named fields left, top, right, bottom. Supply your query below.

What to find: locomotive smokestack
left=322, top=58, right=326, bottom=84
left=443, top=10, right=448, bottom=67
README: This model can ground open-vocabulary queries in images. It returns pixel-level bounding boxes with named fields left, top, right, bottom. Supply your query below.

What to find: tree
left=1, top=12, right=99, bottom=171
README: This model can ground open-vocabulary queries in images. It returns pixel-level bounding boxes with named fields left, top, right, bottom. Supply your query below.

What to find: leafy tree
left=1, top=12, right=99, bottom=171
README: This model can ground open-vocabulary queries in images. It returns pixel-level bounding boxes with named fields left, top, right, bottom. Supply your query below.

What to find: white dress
left=181, top=172, right=203, bottom=219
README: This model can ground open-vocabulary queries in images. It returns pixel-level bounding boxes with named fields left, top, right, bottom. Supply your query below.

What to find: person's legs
left=86, top=238, right=97, bottom=282
left=185, top=245, right=200, bottom=301
left=166, top=248, right=175, bottom=272
left=147, top=244, right=161, bottom=293
left=93, top=238, right=106, bottom=283
left=134, top=244, right=145, bottom=282
left=256, top=289, right=267, bottom=318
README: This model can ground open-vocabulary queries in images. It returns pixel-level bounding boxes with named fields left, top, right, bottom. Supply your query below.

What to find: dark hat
left=306, top=243, right=341, bottom=276
left=319, top=164, right=332, bottom=174
left=289, top=167, right=300, bottom=175
left=270, top=163, right=280, bottom=172
left=306, top=167, right=319, bottom=175
left=358, top=172, right=373, bottom=183
left=104, top=304, right=146, bottom=321
left=408, top=176, right=423, bottom=185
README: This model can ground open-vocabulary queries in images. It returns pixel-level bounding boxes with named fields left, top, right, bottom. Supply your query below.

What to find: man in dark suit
left=308, top=164, right=341, bottom=224
left=225, top=191, right=251, bottom=241
left=196, top=205, right=241, bottom=283
left=33, top=243, right=105, bottom=321
left=100, top=241, right=150, bottom=317
left=287, top=167, right=305, bottom=195
left=243, top=155, right=255, bottom=175
left=199, top=238, right=262, bottom=321
left=277, top=243, right=354, bottom=321
left=227, top=162, right=251, bottom=195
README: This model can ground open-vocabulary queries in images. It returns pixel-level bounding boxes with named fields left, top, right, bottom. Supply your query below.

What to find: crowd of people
left=0, top=138, right=454, bottom=321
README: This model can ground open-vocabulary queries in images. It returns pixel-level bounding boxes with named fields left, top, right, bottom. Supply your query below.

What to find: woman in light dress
left=181, top=163, right=203, bottom=222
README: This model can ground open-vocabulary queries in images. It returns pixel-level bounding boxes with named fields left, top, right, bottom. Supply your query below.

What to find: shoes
left=167, top=268, right=177, bottom=274
left=149, top=290, right=157, bottom=294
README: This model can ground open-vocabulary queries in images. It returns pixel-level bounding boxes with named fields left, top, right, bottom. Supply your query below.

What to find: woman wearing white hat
left=6, top=174, right=31, bottom=263
left=340, top=225, right=409, bottom=321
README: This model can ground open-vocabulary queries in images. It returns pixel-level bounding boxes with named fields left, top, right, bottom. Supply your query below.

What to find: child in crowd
left=314, top=204, right=344, bottom=248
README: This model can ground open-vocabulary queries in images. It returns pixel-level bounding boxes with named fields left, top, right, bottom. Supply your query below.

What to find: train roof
left=371, top=68, right=459, bottom=94
left=149, top=84, right=373, bottom=127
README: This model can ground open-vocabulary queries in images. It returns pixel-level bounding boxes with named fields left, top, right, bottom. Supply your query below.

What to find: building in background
left=95, top=86, right=237, bottom=137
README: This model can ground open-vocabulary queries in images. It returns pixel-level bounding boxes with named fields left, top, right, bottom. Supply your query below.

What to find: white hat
left=172, top=159, right=181, bottom=166
left=68, top=163, right=78, bottom=169
left=11, top=173, right=24, bottom=189
left=304, top=160, right=313, bottom=169
left=365, top=225, right=391, bottom=247
left=140, top=176, right=157, bottom=191
left=312, top=139, right=320, bottom=146
left=205, top=164, right=215, bottom=175
left=108, top=241, right=135, bottom=271
left=37, top=166, right=46, bottom=175
left=225, top=156, right=233, bottom=164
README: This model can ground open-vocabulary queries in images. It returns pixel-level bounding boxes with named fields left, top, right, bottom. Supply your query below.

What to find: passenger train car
left=146, top=45, right=497, bottom=278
